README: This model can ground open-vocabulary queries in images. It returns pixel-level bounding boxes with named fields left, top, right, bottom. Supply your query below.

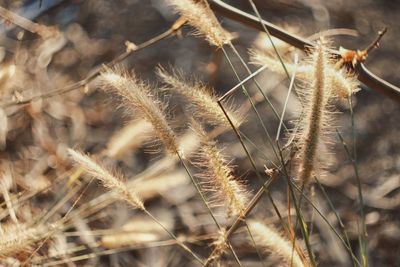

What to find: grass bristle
left=167, top=0, right=232, bottom=47
left=296, top=43, right=332, bottom=184
left=157, top=67, right=244, bottom=128
left=191, top=121, right=248, bottom=217
left=248, top=220, right=306, bottom=267
left=99, top=68, right=179, bottom=155
left=250, top=48, right=360, bottom=99
left=68, top=149, right=144, bottom=210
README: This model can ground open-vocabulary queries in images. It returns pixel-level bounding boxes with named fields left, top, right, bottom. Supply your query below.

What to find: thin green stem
left=276, top=54, right=298, bottom=141
left=276, top=142, right=316, bottom=267
left=176, top=152, right=243, bottom=266
left=228, top=42, right=290, bottom=130
left=177, top=152, right=221, bottom=229
left=348, top=96, right=368, bottom=267
left=221, top=46, right=280, bottom=164
left=291, top=180, right=362, bottom=267
left=143, top=209, right=205, bottom=265
left=314, top=177, right=358, bottom=267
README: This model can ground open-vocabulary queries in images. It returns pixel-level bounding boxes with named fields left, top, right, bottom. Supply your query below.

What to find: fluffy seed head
left=297, top=43, right=331, bottom=184
left=290, top=44, right=340, bottom=184
left=249, top=48, right=360, bottom=99
left=192, top=122, right=248, bottom=217
left=168, top=0, right=232, bottom=47
left=68, top=149, right=144, bottom=210
left=157, top=67, right=243, bottom=128
left=248, top=220, right=306, bottom=267
left=205, top=229, right=229, bottom=266
left=99, top=68, right=179, bottom=155
left=0, top=223, right=58, bottom=259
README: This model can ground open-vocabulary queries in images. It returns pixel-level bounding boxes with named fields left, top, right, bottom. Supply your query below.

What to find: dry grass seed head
left=0, top=222, right=58, bottom=259
left=99, top=68, right=179, bottom=155
left=68, top=149, right=144, bottom=210
left=157, top=67, right=244, bottom=128
left=205, top=228, right=229, bottom=266
left=191, top=121, right=248, bottom=217
left=167, top=0, right=232, bottom=47
left=249, top=48, right=360, bottom=99
left=248, top=220, right=306, bottom=267
left=296, top=43, right=333, bottom=185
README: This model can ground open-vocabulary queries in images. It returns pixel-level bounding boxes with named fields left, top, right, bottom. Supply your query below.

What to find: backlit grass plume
left=296, top=43, right=333, bottom=184
left=99, top=68, right=179, bottom=155
left=204, top=229, right=229, bottom=266
left=68, top=149, right=144, bottom=210
left=68, top=149, right=204, bottom=264
left=250, top=48, right=360, bottom=99
left=192, top=121, right=248, bottom=217
left=157, top=67, right=244, bottom=128
left=248, top=220, right=306, bottom=267
left=167, top=0, right=232, bottom=47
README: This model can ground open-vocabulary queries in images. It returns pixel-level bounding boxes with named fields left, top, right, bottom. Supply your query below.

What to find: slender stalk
left=291, top=179, right=362, bottom=267
left=276, top=54, right=298, bottom=141
left=314, top=177, right=358, bottom=267
left=276, top=142, right=316, bottom=267
left=143, top=210, right=204, bottom=264
left=208, top=0, right=400, bottom=102
left=348, top=96, right=368, bottom=267
left=177, top=152, right=243, bottom=267
left=245, top=0, right=292, bottom=81
left=204, top=175, right=276, bottom=267
left=221, top=46, right=280, bottom=164
left=1, top=17, right=187, bottom=108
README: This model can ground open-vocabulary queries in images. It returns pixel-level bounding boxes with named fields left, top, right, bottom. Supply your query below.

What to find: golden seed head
left=100, top=68, right=179, bottom=155
left=248, top=220, right=306, bottom=267
left=68, top=149, right=144, bottom=210
left=168, top=0, right=232, bottom=47
left=157, top=67, right=244, bottom=128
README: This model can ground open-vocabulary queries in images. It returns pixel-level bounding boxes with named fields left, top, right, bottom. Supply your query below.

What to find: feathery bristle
left=205, top=229, right=229, bottom=266
left=68, top=149, right=144, bottom=210
left=297, top=43, right=331, bottom=184
left=158, top=68, right=243, bottom=128
left=99, top=69, right=179, bottom=155
left=192, top=122, right=248, bottom=217
left=167, top=0, right=232, bottom=47
left=250, top=48, right=360, bottom=99
left=248, top=220, right=306, bottom=267
left=0, top=223, right=57, bottom=258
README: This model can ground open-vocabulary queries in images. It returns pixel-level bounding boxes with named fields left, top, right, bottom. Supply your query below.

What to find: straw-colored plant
left=0, top=1, right=388, bottom=266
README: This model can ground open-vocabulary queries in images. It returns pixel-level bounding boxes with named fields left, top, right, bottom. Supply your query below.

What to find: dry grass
left=0, top=1, right=398, bottom=266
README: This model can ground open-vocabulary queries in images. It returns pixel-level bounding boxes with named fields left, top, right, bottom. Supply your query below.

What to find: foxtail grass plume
left=99, top=68, right=179, bottom=155
left=167, top=0, right=232, bottom=47
left=250, top=48, right=360, bottom=99
left=68, top=149, right=144, bottom=210
left=248, top=220, right=306, bottom=267
left=0, top=223, right=58, bottom=258
left=297, top=43, right=332, bottom=184
left=157, top=67, right=244, bottom=128
left=205, top=229, right=229, bottom=266
left=192, top=121, right=248, bottom=217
